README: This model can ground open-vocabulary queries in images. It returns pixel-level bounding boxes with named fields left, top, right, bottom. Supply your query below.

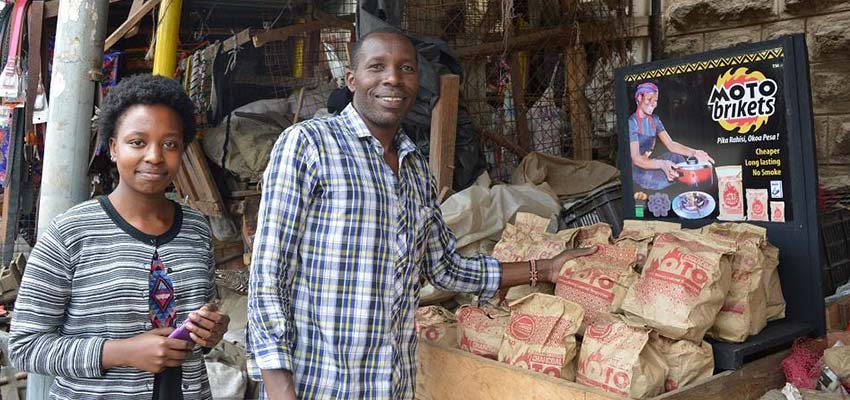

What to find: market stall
left=414, top=33, right=828, bottom=399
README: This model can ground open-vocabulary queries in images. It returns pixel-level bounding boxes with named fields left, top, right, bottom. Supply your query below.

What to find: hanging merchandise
left=0, top=110, right=10, bottom=186
left=25, top=0, right=45, bottom=156
left=32, top=81, right=47, bottom=124
left=101, top=51, right=121, bottom=98
left=188, top=48, right=212, bottom=115
left=0, top=0, right=29, bottom=101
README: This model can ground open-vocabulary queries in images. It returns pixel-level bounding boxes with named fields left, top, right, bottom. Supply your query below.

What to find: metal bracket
left=87, top=69, right=103, bottom=81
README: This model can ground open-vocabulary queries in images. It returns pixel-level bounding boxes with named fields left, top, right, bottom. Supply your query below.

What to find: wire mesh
left=255, top=1, right=356, bottom=123
left=182, top=2, right=355, bottom=134
left=403, top=0, right=634, bottom=182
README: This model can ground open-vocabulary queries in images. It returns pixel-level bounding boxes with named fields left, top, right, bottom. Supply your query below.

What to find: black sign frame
left=614, top=34, right=824, bottom=337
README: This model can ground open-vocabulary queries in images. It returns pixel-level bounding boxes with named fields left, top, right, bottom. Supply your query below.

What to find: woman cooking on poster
left=629, top=82, right=715, bottom=190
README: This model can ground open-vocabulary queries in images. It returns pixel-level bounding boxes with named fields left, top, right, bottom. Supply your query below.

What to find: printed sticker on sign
left=770, top=201, right=785, bottom=223
left=621, top=231, right=736, bottom=342
left=746, top=189, right=769, bottom=222
left=716, top=166, right=745, bottom=221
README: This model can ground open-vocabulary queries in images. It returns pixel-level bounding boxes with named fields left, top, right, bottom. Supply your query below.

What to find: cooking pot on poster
left=675, top=158, right=714, bottom=186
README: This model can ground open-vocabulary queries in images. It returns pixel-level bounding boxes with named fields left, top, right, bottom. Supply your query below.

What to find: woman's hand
left=185, top=303, right=230, bottom=348
left=103, top=328, right=193, bottom=373
left=692, top=149, right=715, bottom=165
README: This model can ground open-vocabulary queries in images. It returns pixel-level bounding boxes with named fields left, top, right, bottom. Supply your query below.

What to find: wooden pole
left=292, top=87, right=307, bottom=124
left=479, top=128, right=530, bottom=158
left=510, top=53, right=531, bottom=151
left=429, top=74, right=460, bottom=196
left=565, top=44, right=592, bottom=160
left=453, top=16, right=650, bottom=59
left=104, top=0, right=162, bottom=52
left=152, top=0, right=183, bottom=76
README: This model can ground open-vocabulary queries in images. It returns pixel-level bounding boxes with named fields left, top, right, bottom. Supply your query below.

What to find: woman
left=9, top=74, right=230, bottom=399
left=629, top=82, right=715, bottom=191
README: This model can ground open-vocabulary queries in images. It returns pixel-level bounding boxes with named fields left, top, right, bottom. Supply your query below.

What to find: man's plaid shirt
left=247, top=104, right=501, bottom=399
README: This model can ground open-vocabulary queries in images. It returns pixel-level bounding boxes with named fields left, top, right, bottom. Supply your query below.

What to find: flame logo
left=713, top=68, right=772, bottom=133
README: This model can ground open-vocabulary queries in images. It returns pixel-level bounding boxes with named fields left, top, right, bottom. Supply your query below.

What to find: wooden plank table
left=416, top=341, right=789, bottom=400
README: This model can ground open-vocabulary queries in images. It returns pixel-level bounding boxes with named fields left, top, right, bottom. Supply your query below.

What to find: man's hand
left=262, top=369, right=298, bottom=400
left=185, top=303, right=231, bottom=348
left=541, top=246, right=599, bottom=283
left=657, top=159, right=678, bottom=181
left=103, top=328, right=193, bottom=373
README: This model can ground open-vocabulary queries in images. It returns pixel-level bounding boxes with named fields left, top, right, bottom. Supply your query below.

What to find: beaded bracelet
left=529, top=259, right=539, bottom=287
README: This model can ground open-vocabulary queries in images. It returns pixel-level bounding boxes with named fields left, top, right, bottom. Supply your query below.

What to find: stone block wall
left=661, top=0, right=850, bottom=190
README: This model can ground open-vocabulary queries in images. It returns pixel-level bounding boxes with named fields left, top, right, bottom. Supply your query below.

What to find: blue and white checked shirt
left=247, top=105, right=501, bottom=399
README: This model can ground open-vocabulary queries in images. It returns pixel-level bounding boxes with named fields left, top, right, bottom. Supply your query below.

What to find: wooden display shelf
left=416, top=341, right=788, bottom=400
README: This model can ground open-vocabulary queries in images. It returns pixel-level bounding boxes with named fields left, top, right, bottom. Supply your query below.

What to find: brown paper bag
left=577, top=314, right=668, bottom=398
left=703, top=223, right=768, bottom=342
left=572, top=223, right=613, bottom=248
left=822, top=345, right=850, bottom=387
left=621, top=231, right=735, bottom=342
left=615, top=220, right=682, bottom=272
left=456, top=304, right=510, bottom=359
left=763, top=243, right=786, bottom=321
left=415, top=306, right=458, bottom=348
left=498, top=294, right=585, bottom=380
left=493, top=213, right=577, bottom=301
left=650, top=332, right=713, bottom=391
left=554, top=244, right=640, bottom=334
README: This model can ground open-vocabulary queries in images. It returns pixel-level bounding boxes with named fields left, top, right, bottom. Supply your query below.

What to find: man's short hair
left=349, top=27, right=416, bottom=69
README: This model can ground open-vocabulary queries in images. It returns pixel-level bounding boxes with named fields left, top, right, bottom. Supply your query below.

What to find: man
left=629, top=82, right=715, bottom=190
left=247, top=29, right=594, bottom=400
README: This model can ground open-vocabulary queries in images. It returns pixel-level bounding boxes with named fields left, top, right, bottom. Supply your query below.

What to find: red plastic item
left=781, top=337, right=827, bottom=389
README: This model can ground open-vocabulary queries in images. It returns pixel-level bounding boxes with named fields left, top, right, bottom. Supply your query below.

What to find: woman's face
left=109, top=104, right=184, bottom=197
left=638, top=92, right=658, bottom=115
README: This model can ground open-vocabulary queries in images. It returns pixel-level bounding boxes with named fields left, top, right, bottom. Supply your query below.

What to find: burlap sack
left=554, top=244, right=640, bottom=335
left=650, top=332, right=713, bottom=392
left=615, top=220, right=682, bottom=272
left=763, top=243, right=786, bottom=321
left=577, top=314, right=668, bottom=398
left=498, top=293, right=585, bottom=380
left=456, top=304, right=510, bottom=359
left=415, top=306, right=458, bottom=348
left=621, top=231, right=735, bottom=342
left=703, top=223, right=768, bottom=342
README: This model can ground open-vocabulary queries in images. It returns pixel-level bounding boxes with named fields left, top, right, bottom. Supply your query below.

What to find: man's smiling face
left=345, top=32, right=419, bottom=135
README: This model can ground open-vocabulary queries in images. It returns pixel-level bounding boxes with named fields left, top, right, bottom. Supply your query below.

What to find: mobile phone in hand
left=168, top=318, right=194, bottom=342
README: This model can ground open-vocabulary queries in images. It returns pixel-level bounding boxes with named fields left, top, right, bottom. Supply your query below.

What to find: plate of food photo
left=672, top=191, right=716, bottom=219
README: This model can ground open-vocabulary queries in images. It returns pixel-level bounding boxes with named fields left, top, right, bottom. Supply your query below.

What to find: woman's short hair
left=98, top=74, right=196, bottom=155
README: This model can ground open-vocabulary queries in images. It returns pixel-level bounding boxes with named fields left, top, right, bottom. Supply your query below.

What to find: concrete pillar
left=633, top=0, right=652, bottom=63
left=30, top=0, right=108, bottom=398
